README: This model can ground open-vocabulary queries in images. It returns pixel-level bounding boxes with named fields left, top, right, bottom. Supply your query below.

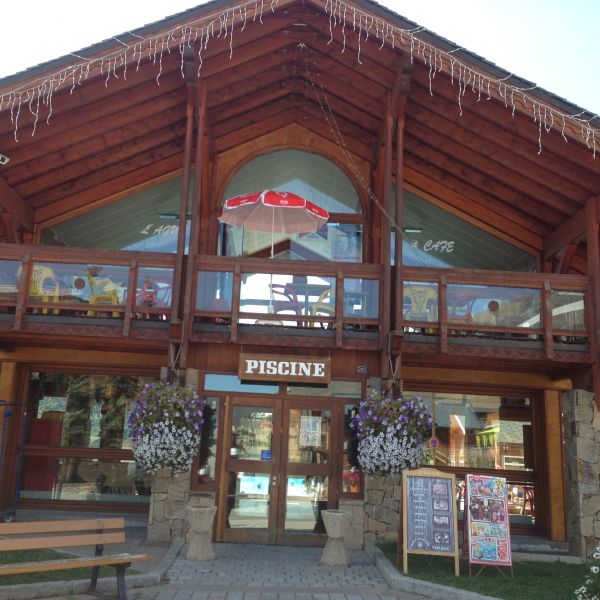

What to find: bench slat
left=0, top=553, right=152, bottom=576
left=0, top=531, right=126, bottom=552
left=0, top=518, right=125, bottom=535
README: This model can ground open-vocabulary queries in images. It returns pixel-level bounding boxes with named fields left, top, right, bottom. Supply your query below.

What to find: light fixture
left=158, top=213, right=179, bottom=221
left=0, top=153, right=10, bottom=166
left=403, top=226, right=423, bottom=234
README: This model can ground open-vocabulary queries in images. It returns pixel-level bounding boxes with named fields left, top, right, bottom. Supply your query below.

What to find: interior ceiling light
left=403, top=226, right=423, bottom=234
left=0, top=154, right=10, bottom=166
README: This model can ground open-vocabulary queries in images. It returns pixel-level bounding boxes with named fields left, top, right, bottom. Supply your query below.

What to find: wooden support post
left=394, top=113, right=406, bottom=334
left=180, top=79, right=207, bottom=369
left=380, top=93, right=393, bottom=381
left=542, top=281, right=554, bottom=360
left=544, top=390, right=566, bottom=541
left=122, top=260, right=137, bottom=338
left=585, top=197, right=600, bottom=409
left=170, top=50, right=198, bottom=367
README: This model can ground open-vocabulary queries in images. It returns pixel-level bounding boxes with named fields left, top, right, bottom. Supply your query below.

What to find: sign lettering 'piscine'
left=239, top=353, right=331, bottom=383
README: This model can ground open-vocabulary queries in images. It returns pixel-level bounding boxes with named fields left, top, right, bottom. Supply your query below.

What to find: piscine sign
left=239, top=353, right=331, bottom=383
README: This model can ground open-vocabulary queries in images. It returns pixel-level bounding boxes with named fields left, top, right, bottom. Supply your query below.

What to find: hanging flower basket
left=128, top=381, right=206, bottom=475
left=351, top=391, right=432, bottom=476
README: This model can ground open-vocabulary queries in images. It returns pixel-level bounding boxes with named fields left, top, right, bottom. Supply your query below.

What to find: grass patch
left=379, top=542, right=589, bottom=600
left=0, top=549, right=119, bottom=586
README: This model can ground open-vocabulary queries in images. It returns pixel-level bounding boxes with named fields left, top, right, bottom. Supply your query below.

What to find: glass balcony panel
left=196, top=271, right=233, bottom=311
left=403, top=281, right=438, bottom=322
left=240, top=273, right=335, bottom=327
left=136, top=267, right=174, bottom=308
left=551, top=291, right=585, bottom=331
left=0, top=260, right=19, bottom=304
left=27, top=262, right=129, bottom=311
left=447, top=284, right=540, bottom=328
left=344, top=278, right=379, bottom=319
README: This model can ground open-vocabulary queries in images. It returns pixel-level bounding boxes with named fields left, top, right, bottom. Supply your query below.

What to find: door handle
left=271, top=476, right=277, bottom=487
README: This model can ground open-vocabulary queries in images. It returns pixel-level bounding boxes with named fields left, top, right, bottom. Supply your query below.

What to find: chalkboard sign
left=465, top=474, right=512, bottom=572
left=401, top=468, right=459, bottom=576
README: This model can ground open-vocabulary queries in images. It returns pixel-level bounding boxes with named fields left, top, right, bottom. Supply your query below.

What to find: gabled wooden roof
left=0, top=0, right=598, bottom=266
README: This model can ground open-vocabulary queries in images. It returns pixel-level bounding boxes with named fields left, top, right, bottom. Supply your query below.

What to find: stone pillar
left=339, top=498, right=365, bottom=550
left=563, top=389, right=600, bottom=560
left=363, top=474, right=402, bottom=545
left=147, top=469, right=192, bottom=542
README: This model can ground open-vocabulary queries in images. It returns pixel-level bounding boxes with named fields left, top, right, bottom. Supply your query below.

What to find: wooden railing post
left=230, top=265, right=241, bottom=343
left=542, top=281, right=554, bottom=360
left=13, top=256, right=31, bottom=332
left=439, top=276, right=448, bottom=354
left=122, top=260, right=137, bottom=338
left=335, top=271, right=343, bottom=348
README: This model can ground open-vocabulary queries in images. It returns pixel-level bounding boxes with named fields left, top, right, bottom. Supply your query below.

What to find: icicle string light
left=0, top=0, right=597, bottom=155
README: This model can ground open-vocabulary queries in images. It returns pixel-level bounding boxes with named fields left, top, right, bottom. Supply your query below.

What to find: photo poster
left=299, top=415, right=321, bottom=447
left=465, top=474, right=512, bottom=569
left=401, top=468, right=460, bottom=577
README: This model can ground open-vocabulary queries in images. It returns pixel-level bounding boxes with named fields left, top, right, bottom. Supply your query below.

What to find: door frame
left=215, top=395, right=343, bottom=545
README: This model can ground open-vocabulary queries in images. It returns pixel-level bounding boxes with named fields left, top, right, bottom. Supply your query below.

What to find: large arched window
left=219, top=150, right=363, bottom=262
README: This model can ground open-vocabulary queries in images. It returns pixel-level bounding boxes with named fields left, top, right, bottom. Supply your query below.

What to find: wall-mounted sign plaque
left=239, top=353, right=331, bottom=383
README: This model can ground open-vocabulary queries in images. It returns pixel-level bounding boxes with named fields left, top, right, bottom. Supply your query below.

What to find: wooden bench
left=0, top=517, right=152, bottom=600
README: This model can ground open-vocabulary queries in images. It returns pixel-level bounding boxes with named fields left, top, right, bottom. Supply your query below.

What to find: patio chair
left=269, top=284, right=304, bottom=316
left=308, top=288, right=335, bottom=328
left=86, top=269, right=121, bottom=317
left=28, top=265, right=60, bottom=314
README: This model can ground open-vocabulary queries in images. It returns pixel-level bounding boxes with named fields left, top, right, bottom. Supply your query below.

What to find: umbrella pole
left=271, top=208, right=275, bottom=258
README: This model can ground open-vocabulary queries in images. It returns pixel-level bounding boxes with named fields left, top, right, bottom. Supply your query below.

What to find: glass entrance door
left=219, top=397, right=339, bottom=545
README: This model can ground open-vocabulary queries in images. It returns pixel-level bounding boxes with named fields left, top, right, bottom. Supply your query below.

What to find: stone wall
left=563, top=389, right=600, bottom=560
left=339, top=498, right=365, bottom=550
left=363, top=474, right=401, bottom=544
left=147, top=468, right=217, bottom=542
left=147, top=469, right=192, bottom=541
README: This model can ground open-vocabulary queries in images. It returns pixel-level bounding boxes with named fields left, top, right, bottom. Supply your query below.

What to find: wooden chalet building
left=0, top=0, right=599, bottom=555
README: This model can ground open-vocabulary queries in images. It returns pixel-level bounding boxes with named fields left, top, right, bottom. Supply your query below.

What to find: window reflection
left=407, top=392, right=532, bottom=472
left=230, top=407, right=273, bottom=461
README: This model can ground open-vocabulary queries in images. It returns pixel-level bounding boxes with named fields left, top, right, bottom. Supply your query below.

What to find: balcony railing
left=0, top=246, right=176, bottom=340
left=0, top=245, right=591, bottom=362
left=399, top=267, right=590, bottom=360
left=191, top=256, right=383, bottom=349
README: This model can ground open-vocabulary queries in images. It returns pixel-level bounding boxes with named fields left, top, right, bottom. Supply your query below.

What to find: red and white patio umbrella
left=218, top=190, right=329, bottom=257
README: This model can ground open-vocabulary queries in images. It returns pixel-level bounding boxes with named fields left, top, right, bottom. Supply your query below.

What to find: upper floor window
left=219, top=150, right=363, bottom=262
left=41, top=177, right=190, bottom=253
left=392, top=189, right=536, bottom=271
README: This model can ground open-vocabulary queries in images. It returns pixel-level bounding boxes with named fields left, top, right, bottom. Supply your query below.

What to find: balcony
left=192, top=256, right=383, bottom=350
left=0, top=246, right=176, bottom=344
left=396, top=267, right=590, bottom=366
left=0, top=245, right=591, bottom=366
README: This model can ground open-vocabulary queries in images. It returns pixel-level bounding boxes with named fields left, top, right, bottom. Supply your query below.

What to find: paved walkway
left=32, top=543, right=425, bottom=600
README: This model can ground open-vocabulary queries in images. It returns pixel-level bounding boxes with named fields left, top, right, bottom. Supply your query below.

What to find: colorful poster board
left=465, top=474, right=512, bottom=568
left=401, top=468, right=460, bottom=576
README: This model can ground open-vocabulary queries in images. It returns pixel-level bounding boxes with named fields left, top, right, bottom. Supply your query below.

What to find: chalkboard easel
left=400, top=467, right=460, bottom=577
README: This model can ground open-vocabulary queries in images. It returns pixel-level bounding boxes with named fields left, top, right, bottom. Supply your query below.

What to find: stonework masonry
left=363, top=474, right=402, bottom=544
left=563, top=389, right=600, bottom=560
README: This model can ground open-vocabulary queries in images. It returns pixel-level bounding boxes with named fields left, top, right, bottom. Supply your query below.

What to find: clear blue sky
left=1, top=0, right=599, bottom=116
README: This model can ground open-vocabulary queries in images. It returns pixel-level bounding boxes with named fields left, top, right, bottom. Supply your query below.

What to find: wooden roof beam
left=0, top=176, right=33, bottom=232
left=542, top=199, right=596, bottom=263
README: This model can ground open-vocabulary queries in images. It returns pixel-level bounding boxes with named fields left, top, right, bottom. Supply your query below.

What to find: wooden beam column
left=169, top=50, right=198, bottom=368
left=585, top=196, right=600, bottom=408
left=380, top=93, right=393, bottom=381
left=180, top=78, right=208, bottom=369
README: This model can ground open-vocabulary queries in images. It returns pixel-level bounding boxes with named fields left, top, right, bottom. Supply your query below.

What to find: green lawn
left=0, top=549, right=117, bottom=586
left=379, top=542, right=596, bottom=600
